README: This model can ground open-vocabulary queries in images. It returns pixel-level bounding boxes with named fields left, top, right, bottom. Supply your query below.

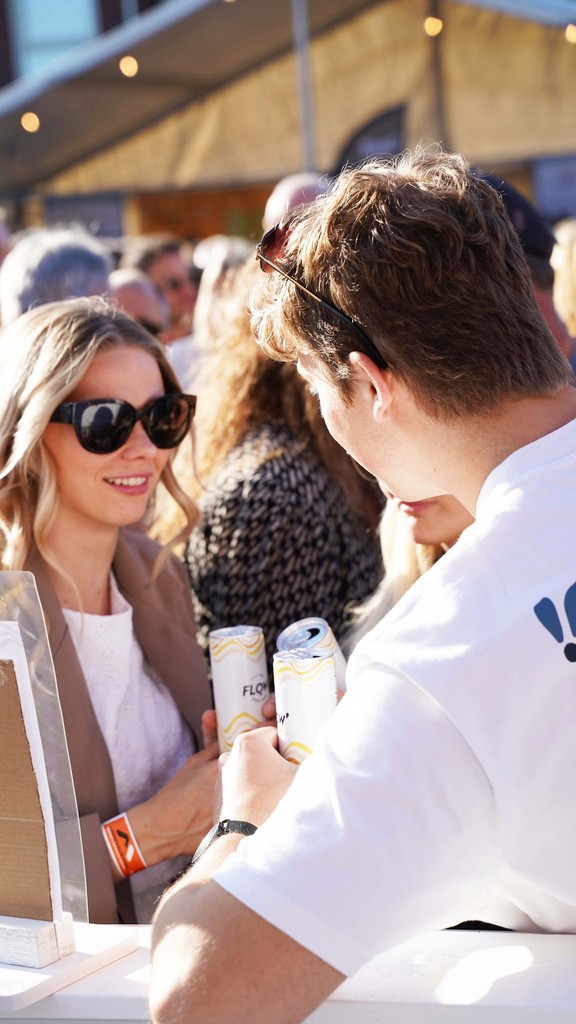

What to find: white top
left=63, top=575, right=195, bottom=923
left=215, top=416, right=576, bottom=976
left=167, top=333, right=203, bottom=392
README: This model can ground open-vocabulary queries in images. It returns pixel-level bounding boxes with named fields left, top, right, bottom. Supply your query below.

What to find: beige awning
left=0, top=0, right=575, bottom=197
left=0, top=0, right=384, bottom=194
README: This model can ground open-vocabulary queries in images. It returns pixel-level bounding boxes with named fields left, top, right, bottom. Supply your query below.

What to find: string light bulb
left=21, top=111, right=40, bottom=132
left=119, top=55, right=139, bottom=77
left=424, top=16, right=443, bottom=37
left=566, top=23, right=576, bottom=43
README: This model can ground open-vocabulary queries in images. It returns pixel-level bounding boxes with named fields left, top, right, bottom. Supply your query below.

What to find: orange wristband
left=102, top=812, right=147, bottom=877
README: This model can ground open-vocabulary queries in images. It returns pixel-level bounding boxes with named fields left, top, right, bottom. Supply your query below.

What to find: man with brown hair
left=150, top=149, right=576, bottom=1024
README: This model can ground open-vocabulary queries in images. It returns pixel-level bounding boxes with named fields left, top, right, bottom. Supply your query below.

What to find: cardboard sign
left=0, top=623, right=60, bottom=922
left=0, top=573, right=86, bottom=924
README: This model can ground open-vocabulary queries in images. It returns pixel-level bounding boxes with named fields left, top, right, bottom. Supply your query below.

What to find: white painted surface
left=0, top=924, right=138, bottom=1012
left=1, top=927, right=576, bottom=1023
left=0, top=914, right=74, bottom=970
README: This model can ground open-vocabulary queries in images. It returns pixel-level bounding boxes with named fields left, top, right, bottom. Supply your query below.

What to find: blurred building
left=0, top=1, right=163, bottom=86
left=0, top=0, right=575, bottom=241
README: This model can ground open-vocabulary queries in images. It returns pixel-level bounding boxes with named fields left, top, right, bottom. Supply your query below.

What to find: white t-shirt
left=215, top=416, right=576, bottom=976
left=63, top=574, right=195, bottom=923
left=167, top=334, right=203, bottom=392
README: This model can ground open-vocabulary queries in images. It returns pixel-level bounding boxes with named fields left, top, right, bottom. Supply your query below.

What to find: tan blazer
left=27, top=529, right=212, bottom=924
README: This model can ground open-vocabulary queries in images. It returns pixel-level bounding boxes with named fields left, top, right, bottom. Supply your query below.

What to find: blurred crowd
left=0, top=165, right=575, bottom=928
left=0, top=171, right=383, bottom=924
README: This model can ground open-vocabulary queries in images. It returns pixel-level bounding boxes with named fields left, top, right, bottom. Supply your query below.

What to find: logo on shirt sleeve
left=534, top=582, right=576, bottom=662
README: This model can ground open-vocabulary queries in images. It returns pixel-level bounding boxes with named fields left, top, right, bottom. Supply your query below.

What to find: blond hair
left=343, top=499, right=441, bottom=653
left=0, top=297, right=197, bottom=577
left=552, top=217, right=576, bottom=339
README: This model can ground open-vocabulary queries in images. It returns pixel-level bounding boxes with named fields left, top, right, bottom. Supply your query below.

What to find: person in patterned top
left=176, top=256, right=383, bottom=676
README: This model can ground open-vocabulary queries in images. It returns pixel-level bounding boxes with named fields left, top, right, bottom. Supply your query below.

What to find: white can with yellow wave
left=208, top=625, right=269, bottom=752
left=273, top=648, right=337, bottom=764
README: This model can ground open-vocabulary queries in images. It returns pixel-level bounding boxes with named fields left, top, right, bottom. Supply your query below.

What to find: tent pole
left=429, top=0, right=449, bottom=149
left=291, top=0, right=316, bottom=170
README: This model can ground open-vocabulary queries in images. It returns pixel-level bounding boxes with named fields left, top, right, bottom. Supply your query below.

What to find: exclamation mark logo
left=534, top=582, right=576, bottom=662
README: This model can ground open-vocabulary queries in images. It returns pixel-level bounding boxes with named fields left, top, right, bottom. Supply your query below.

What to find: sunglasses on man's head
left=256, top=220, right=388, bottom=371
left=49, top=393, right=196, bottom=454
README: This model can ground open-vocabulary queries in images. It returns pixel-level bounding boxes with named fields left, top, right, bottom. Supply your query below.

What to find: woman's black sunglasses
left=256, top=220, right=388, bottom=371
left=49, top=393, right=196, bottom=454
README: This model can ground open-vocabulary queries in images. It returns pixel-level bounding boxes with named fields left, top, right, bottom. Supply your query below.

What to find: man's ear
left=349, top=351, right=392, bottom=423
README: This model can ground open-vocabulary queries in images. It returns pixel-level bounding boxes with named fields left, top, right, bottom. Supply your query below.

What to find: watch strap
left=191, top=818, right=258, bottom=866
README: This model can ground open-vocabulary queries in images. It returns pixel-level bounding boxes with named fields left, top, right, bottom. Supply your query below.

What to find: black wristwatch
left=191, top=818, right=258, bottom=866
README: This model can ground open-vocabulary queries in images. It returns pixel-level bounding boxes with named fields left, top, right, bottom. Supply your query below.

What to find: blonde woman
left=345, top=492, right=474, bottom=651
left=0, top=297, right=218, bottom=925
left=178, top=258, right=383, bottom=674
left=552, top=217, right=576, bottom=350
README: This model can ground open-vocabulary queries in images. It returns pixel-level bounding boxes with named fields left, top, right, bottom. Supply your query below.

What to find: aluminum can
left=208, top=625, right=269, bottom=752
left=276, top=616, right=347, bottom=691
left=273, top=648, right=337, bottom=764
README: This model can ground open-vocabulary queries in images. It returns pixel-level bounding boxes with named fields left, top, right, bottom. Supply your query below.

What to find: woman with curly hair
left=0, top=296, right=218, bottom=925
left=176, top=257, right=383, bottom=674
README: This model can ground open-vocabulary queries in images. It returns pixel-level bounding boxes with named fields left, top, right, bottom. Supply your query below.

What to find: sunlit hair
left=0, top=296, right=197, bottom=578
left=0, top=227, right=112, bottom=327
left=552, top=217, right=576, bottom=338
left=343, top=498, right=442, bottom=654
left=167, top=256, right=380, bottom=533
left=252, top=146, right=572, bottom=420
left=192, top=235, right=254, bottom=352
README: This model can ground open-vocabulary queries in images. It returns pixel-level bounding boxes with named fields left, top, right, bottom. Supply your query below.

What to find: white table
left=2, top=926, right=576, bottom=1023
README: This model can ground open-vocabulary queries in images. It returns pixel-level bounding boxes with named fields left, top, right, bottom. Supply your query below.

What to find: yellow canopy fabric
left=1, top=0, right=574, bottom=197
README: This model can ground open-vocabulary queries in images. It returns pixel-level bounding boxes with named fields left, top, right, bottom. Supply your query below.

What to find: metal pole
left=429, top=0, right=449, bottom=148
left=291, top=0, right=316, bottom=170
